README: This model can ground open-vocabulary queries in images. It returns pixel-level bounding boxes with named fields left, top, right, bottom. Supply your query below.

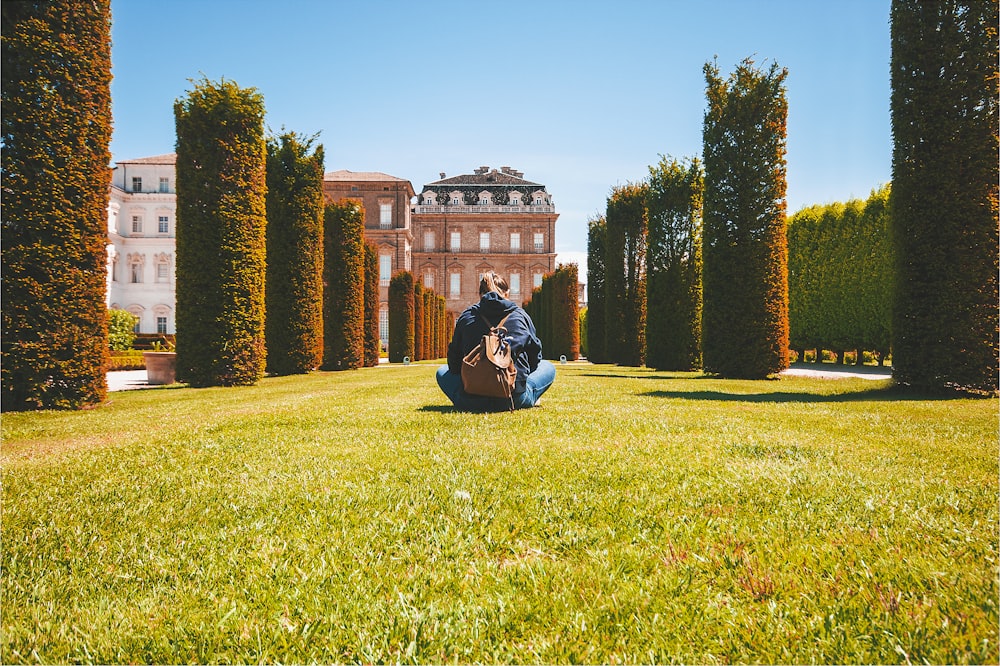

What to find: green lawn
left=2, top=363, right=997, bottom=664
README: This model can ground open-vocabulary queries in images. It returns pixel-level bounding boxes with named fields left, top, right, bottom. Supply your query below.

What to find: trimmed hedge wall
left=322, top=200, right=365, bottom=370
left=388, top=271, right=414, bottom=363
left=890, top=0, right=999, bottom=394
left=702, top=57, right=790, bottom=379
left=525, top=264, right=580, bottom=361
left=1, top=0, right=113, bottom=410
left=265, top=132, right=325, bottom=375
left=787, top=186, right=892, bottom=364
left=605, top=183, right=648, bottom=367
left=646, top=156, right=704, bottom=371
left=174, top=77, right=267, bottom=387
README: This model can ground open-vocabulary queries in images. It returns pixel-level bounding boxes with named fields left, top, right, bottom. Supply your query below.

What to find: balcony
left=414, top=204, right=555, bottom=214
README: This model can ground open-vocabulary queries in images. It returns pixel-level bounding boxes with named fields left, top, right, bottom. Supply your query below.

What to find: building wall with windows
left=411, top=166, right=558, bottom=319
left=322, top=170, right=416, bottom=346
left=106, top=154, right=177, bottom=334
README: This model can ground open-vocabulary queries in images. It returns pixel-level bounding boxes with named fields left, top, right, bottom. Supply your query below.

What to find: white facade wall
left=106, top=155, right=177, bottom=334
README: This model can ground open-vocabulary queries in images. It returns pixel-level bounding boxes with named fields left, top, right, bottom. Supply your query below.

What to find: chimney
left=501, top=166, right=511, bottom=174
left=439, top=172, right=446, bottom=179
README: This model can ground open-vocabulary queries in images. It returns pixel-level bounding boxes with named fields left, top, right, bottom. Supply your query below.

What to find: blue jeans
left=436, top=360, right=555, bottom=411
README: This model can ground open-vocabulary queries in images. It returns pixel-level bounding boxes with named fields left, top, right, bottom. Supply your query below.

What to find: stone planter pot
left=143, top=351, right=177, bottom=385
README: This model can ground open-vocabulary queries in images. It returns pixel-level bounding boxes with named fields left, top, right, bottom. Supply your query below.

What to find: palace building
left=106, top=157, right=559, bottom=343
left=411, top=166, right=558, bottom=319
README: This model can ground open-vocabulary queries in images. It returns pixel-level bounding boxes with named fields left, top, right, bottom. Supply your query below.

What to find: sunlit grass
left=3, top=363, right=997, bottom=663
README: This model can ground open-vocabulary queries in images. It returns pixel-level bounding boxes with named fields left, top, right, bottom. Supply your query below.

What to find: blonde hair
left=479, top=271, right=510, bottom=298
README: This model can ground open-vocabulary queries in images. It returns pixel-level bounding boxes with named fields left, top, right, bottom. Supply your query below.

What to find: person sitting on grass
left=436, top=271, right=555, bottom=411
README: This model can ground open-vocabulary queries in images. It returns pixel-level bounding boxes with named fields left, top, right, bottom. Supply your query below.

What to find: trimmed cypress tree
left=646, top=156, right=704, bottom=371
left=553, top=264, right=580, bottom=361
left=413, top=281, right=425, bottom=361
left=322, top=200, right=365, bottom=370
left=388, top=271, right=414, bottom=363
left=890, top=0, right=998, bottom=394
left=586, top=215, right=609, bottom=363
left=363, top=242, right=380, bottom=367
left=605, top=183, right=648, bottom=367
left=1, top=0, right=113, bottom=410
left=423, top=289, right=436, bottom=360
left=175, top=78, right=268, bottom=387
left=265, top=132, right=324, bottom=375
left=702, top=57, right=790, bottom=378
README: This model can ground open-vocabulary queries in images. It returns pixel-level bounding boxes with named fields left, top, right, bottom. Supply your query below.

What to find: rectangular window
left=131, top=263, right=142, bottom=284
left=156, top=317, right=167, bottom=334
left=534, top=232, right=544, bottom=251
left=380, top=203, right=392, bottom=229
left=423, top=231, right=434, bottom=251
left=449, top=273, right=460, bottom=298
left=510, top=272, right=521, bottom=296
left=452, top=198, right=459, bottom=205
left=379, top=308, right=389, bottom=344
left=510, top=232, right=520, bottom=253
left=479, top=232, right=490, bottom=252
left=131, top=177, right=142, bottom=192
left=424, top=270, right=434, bottom=290
left=159, top=177, right=169, bottom=193
left=533, top=272, right=543, bottom=289
left=450, top=231, right=461, bottom=252
left=156, top=263, right=169, bottom=283
left=379, top=254, right=391, bottom=286
left=512, top=197, right=520, bottom=206
left=158, top=216, right=168, bottom=233
left=132, top=216, right=143, bottom=233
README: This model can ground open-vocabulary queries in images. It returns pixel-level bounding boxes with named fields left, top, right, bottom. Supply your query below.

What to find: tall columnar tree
left=1, top=0, right=113, bottom=410
left=702, top=57, right=790, bottom=379
left=586, top=215, right=609, bottom=363
left=388, top=271, right=415, bottom=363
left=423, top=289, right=436, bottom=360
left=646, top=156, right=704, bottom=371
left=265, top=132, right=324, bottom=375
left=175, top=78, right=268, bottom=387
left=322, top=200, right=365, bottom=370
left=890, top=0, right=998, bottom=394
left=413, top=281, right=425, bottom=361
left=363, top=241, right=380, bottom=367
left=605, top=183, right=648, bottom=367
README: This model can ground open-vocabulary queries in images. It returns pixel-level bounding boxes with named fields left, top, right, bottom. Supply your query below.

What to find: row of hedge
left=388, top=271, right=450, bottom=363
left=787, top=186, right=892, bottom=364
left=523, top=264, right=580, bottom=361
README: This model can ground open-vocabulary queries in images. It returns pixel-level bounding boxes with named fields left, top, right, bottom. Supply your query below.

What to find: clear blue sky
left=109, top=0, right=892, bottom=271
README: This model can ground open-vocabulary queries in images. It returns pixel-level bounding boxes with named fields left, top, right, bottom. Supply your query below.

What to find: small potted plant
left=143, top=338, right=177, bottom=385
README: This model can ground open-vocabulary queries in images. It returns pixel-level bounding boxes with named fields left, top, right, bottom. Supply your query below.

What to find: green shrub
left=322, top=200, right=365, bottom=371
left=605, top=184, right=648, bottom=367
left=363, top=242, right=380, bottom=367
left=388, top=272, right=414, bottom=363
left=586, top=216, right=609, bottom=364
left=108, top=309, right=139, bottom=352
left=174, top=77, right=267, bottom=387
left=1, top=0, right=112, bottom=410
left=108, top=350, right=145, bottom=371
left=265, top=132, right=324, bottom=375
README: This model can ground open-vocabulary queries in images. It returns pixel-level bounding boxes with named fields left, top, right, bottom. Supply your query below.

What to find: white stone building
left=106, top=154, right=177, bottom=334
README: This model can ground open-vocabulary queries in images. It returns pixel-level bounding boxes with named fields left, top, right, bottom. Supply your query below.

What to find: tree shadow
left=642, top=385, right=965, bottom=403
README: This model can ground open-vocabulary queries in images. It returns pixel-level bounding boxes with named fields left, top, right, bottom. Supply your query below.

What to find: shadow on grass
left=642, top=385, right=965, bottom=403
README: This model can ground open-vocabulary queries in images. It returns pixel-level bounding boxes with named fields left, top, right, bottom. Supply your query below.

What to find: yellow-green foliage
left=1, top=0, right=113, bottom=410
left=605, top=184, right=648, bottom=367
left=174, top=77, right=267, bottom=387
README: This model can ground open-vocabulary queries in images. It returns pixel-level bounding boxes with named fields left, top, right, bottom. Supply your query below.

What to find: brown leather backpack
left=461, top=313, right=517, bottom=410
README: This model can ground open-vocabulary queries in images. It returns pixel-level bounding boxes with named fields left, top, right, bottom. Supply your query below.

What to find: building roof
left=324, top=169, right=410, bottom=183
left=426, top=166, right=543, bottom=190
left=116, top=153, right=177, bottom=165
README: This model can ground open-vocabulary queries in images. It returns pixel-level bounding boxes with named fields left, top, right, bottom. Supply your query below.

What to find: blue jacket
left=447, top=292, right=542, bottom=394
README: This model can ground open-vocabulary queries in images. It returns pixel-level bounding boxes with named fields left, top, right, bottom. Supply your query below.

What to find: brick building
left=323, top=170, right=416, bottom=343
left=411, top=166, right=558, bottom=319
